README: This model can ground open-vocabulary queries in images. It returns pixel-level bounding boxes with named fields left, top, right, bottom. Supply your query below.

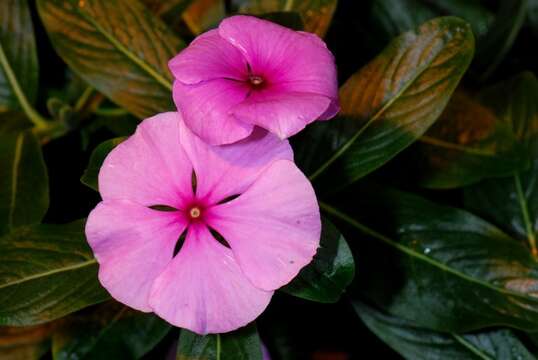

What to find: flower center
left=189, top=207, right=201, bottom=219
left=249, top=75, right=264, bottom=87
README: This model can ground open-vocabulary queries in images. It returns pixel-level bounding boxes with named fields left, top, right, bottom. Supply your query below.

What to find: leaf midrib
left=8, top=133, right=23, bottom=230
left=451, top=334, right=493, bottom=360
left=0, top=258, right=97, bottom=290
left=319, top=201, right=538, bottom=304
left=74, top=4, right=173, bottom=91
left=309, top=25, right=457, bottom=181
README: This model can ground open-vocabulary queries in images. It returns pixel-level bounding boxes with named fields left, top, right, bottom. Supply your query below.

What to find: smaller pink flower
left=169, top=15, right=339, bottom=145
left=85, top=112, right=321, bottom=334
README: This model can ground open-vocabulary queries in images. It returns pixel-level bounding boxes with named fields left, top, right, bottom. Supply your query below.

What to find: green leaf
left=177, top=324, right=262, bottom=360
left=0, top=220, right=109, bottom=326
left=52, top=302, right=170, bottom=360
left=37, top=0, right=184, bottom=119
left=309, top=17, right=474, bottom=189
left=0, top=0, right=39, bottom=111
left=81, top=137, right=126, bottom=192
left=473, top=0, right=527, bottom=80
left=465, top=159, right=538, bottom=256
left=282, top=217, right=355, bottom=303
left=530, top=0, right=538, bottom=37
left=233, top=0, right=337, bottom=37
left=321, top=189, right=538, bottom=332
left=353, top=301, right=535, bottom=360
left=369, top=0, right=493, bottom=45
left=0, top=130, right=48, bottom=236
left=415, top=72, right=538, bottom=188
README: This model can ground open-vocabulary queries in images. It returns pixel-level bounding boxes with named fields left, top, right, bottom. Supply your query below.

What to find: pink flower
left=85, top=112, right=321, bottom=334
left=169, top=15, right=339, bottom=145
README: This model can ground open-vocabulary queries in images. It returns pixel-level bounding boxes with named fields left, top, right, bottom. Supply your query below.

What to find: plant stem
left=514, top=173, right=538, bottom=257
left=0, top=43, right=49, bottom=129
left=74, top=86, right=94, bottom=113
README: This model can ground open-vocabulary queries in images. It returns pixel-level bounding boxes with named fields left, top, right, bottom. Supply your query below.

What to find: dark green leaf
left=52, top=302, right=170, bottom=360
left=177, top=324, right=262, bottom=360
left=530, top=0, right=538, bottom=37
left=258, top=11, right=304, bottom=31
left=353, top=301, right=535, bottom=360
left=369, top=0, right=493, bottom=44
left=282, top=217, right=355, bottom=303
left=37, top=0, right=184, bottom=119
left=473, top=0, right=527, bottom=80
left=0, top=0, right=39, bottom=111
left=81, top=137, right=126, bottom=192
left=0, top=130, right=48, bottom=236
left=233, top=0, right=337, bottom=37
left=416, top=72, right=538, bottom=188
left=322, top=189, right=538, bottom=332
left=465, top=159, right=538, bottom=255
left=0, top=220, right=109, bottom=326
left=310, top=17, right=474, bottom=189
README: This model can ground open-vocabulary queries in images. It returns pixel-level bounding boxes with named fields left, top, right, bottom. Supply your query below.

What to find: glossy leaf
left=177, top=324, right=262, bottom=360
left=0, top=130, right=48, bottom=236
left=323, top=189, right=538, bottom=332
left=354, top=301, right=535, bottom=360
left=81, top=137, right=126, bottom=192
left=370, top=0, right=493, bottom=41
left=415, top=72, right=538, bottom=188
left=309, top=17, right=474, bottom=189
left=0, top=0, right=39, bottom=111
left=37, top=0, right=184, bottom=119
left=465, top=159, right=538, bottom=255
left=233, top=0, right=337, bottom=37
left=0, top=324, right=54, bottom=360
left=0, top=220, right=109, bottom=326
left=52, top=302, right=170, bottom=360
left=282, top=218, right=355, bottom=303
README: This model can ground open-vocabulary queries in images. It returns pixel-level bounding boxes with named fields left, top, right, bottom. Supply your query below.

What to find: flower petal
left=149, top=224, right=273, bottom=334
left=208, top=160, right=321, bottom=291
left=173, top=79, right=253, bottom=145
left=232, top=91, right=332, bottom=139
left=99, top=112, right=193, bottom=208
left=178, top=121, right=292, bottom=204
left=86, top=200, right=187, bottom=311
left=168, top=29, right=247, bottom=85
left=219, top=16, right=338, bottom=99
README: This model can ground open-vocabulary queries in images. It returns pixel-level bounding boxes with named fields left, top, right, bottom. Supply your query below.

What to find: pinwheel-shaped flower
left=169, top=15, right=339, bottom=145
left=86, top=112, right=321, bottom=334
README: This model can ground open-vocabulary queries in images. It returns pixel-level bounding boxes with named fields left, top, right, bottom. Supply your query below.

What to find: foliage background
left=2, top=0, right=538, bottom=359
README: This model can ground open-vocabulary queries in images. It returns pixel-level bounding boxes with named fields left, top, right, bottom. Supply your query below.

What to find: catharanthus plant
left=169, top=15, right=339, bottom=145
left=85, top=112, right=321, bottom=334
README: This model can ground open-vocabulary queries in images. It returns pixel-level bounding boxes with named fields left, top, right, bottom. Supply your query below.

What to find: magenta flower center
left=248, top=75, right=264, bottom=87
left=189, top=206, right=202, bottom=219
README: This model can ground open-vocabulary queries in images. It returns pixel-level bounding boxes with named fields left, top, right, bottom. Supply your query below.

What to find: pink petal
left=99, top=112, right=193, bottom=208
left=232, top=91, right=332, bottom=139
left=178, top=122, right=293, bottom=204
left=173, top=79, right=253, bottom=145
left=208, top=160, right=321, bottom=291
left=219, top=16, right=338, bottom=100
left=149, top=224, right=273, bottom=334
left=168, top=29, right=248, bottom=85
left=86, top=200, right=187, bottom=311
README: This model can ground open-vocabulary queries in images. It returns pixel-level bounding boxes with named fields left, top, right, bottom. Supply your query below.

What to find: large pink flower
left=85, top=112, right=321, bottom=334
left=169, top=15, right=339, bottom=145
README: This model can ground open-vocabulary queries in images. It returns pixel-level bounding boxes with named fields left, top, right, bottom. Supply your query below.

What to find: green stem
left=0, top=43, right=49, bottom=128
left=94, top=107, right=129, bottom=117
left=514, top=173, right=537, bottom=257
left=74, top=86, right=94, bottom=113
left=216, top=333, right=221, bottom=360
